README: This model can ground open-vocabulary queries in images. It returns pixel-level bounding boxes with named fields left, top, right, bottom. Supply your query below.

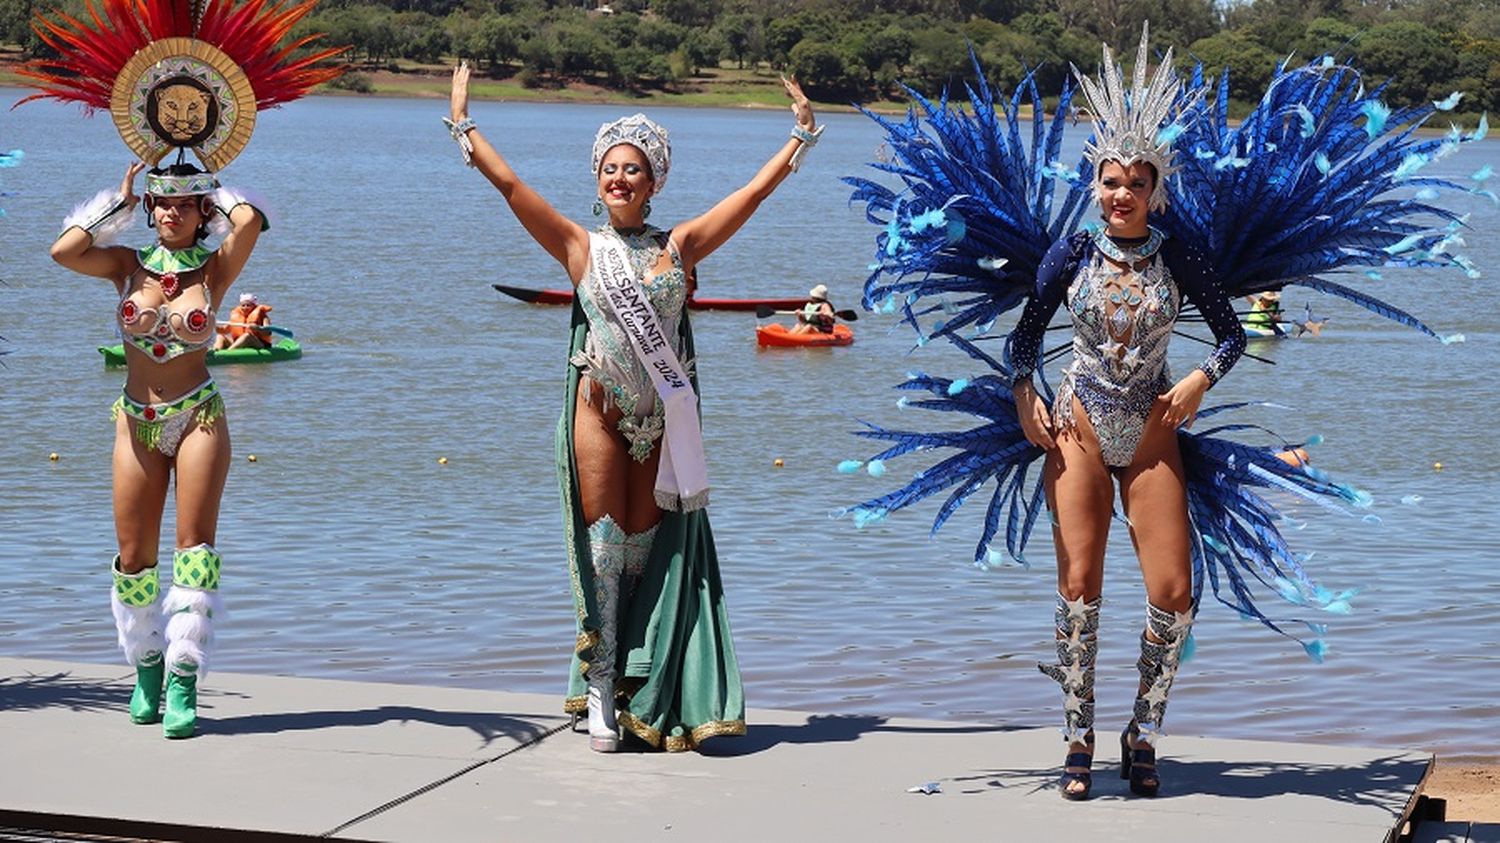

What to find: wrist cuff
left=788, top=124, right=824, bottom=172
left=443, top=116, right=477, bottom=167
left=62, top=189, right=135, bottom=246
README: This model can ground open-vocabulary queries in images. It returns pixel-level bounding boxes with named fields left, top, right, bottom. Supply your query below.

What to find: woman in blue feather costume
left=842, top=25, right=1485, bottom=800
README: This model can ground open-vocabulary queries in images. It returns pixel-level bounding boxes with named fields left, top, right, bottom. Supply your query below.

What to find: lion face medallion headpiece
left=19, top=0, right=344, bottom=186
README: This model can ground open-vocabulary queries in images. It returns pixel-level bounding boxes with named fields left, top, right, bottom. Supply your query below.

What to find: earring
left=592, top=198, right=604, bottom=216
left=642, top=200, right=652, bottom=220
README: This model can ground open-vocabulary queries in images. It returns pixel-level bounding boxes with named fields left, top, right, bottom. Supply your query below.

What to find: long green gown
left=556, top=301, right=745, bottom=751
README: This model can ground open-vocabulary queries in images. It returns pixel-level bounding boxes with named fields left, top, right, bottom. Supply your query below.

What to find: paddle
left=220, top=322, right=295, bottom=338
left=754, top=304, right=859, bottom=322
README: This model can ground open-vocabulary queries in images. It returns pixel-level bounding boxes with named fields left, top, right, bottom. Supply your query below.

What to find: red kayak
left=493, top=284, right=805, bottom=313
left=755, top=323, right=854, bottom=348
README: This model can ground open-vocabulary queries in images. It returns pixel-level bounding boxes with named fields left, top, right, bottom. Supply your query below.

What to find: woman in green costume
left=22, top=0, right=338, bottom=739
left=446, top=63, right=822, bottom=752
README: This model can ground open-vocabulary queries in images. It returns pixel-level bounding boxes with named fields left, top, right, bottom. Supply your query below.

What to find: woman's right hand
left=121, top=161, right=145, bottom=209
left=450, top=61, right=470, bottom=123
left=1014, top=381, right=1056, bottom=450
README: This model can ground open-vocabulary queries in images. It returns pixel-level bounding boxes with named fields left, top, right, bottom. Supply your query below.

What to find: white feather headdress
left=1072, top=24, right=1190, bottom=211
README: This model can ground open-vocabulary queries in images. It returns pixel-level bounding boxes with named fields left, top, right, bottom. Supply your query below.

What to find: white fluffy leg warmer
left=163, top=585, right=222, bottom=679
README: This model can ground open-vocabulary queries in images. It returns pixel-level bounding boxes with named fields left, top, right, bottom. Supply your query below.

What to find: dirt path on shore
left=1427, top=763, right=1500, bottom=822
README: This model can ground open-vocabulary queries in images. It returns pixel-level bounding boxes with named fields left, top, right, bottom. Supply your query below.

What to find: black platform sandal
left=1060, top=731, right=1096, bottom=800
left=1120, top=724, right=1160, bottom=797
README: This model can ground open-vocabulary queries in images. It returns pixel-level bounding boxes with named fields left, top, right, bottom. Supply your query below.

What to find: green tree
left=392, top=11, right=447, bottom=63
left=1358, top=21, right=1457, bottom=106
left=844, top=25, right=914, bottom=83
left=907, top=25, right=970, bottom=90
left=0, top=0, right=35, bottom=52
left=681, top=27, right=726, bottom=73
left=614, top=44, right=675, bottom=87
left=637, top=17, right=688, bottom=54
left=1185, top=30, right=1278, bottom=104
left=652, top=0, right=719, bottom=28
left=787, top=39, right=858, bottom=97
left=550, top=15, right=616, bottom=78
left=715, top=12, right=762, bottom=69
left=1291, top=17, right=1358, bottom=63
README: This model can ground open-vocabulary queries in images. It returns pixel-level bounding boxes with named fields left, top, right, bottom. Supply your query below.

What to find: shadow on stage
left=695, top=713, right=1027, bottom=757
left=954, top=752, right=1427, bottom=805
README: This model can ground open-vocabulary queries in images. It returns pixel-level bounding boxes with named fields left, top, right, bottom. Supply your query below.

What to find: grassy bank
left=0, top=48, right=918, bottom=115
left=329, top=59, right=917, bottom=114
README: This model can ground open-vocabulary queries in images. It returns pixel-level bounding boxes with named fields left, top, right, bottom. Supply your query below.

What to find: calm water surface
left=1, top=90, right=1498, bottom=761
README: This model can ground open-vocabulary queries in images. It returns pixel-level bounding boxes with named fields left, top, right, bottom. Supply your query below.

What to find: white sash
left=588, top=231, right=709, bottom=511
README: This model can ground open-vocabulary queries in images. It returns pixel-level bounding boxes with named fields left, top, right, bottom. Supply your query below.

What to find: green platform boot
left=111, top=557, right=165, bottom=725
left=162, top=670, right=199, bottom=739
left=161, top=544, right=222, bottom=739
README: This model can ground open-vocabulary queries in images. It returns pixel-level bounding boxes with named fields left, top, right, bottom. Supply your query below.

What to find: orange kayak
left=755, top=323, right=854, bottom=347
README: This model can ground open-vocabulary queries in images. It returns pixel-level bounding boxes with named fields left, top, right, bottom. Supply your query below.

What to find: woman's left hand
left=782, top=76, right=815, bottom=131
left=1158, top=369, right=1210, bottom=430
left=450, top=61, right=471, bottom=123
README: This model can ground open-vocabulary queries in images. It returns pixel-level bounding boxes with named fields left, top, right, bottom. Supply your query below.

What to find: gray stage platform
left=0, top=657, right=1440, bottom=842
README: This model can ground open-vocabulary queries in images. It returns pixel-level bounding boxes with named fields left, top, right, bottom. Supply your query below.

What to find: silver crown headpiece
left=591, top=113, right=671, bottom=193
left=1073, top=24, right=1188, bottom=212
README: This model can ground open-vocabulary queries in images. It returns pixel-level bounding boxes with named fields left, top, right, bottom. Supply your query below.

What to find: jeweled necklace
left=1093, top=226, right=1163, bottom=264
left=137, top=243, right=211, bottom=298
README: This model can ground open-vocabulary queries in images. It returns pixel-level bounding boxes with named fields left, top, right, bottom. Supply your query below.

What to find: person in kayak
left=1243, top=290, right=1327, bottom=337
left=1243, top=290, right=1285, bottom=334
left=23, top=0, right=336, bottom=739
left=215, top=292, right=274, bottom=350
left=446, top=63, right=822, bottom=752
left=789, top=283, right=836, bottom=334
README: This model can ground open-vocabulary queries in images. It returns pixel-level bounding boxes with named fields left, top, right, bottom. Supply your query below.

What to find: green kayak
left=99, top=338, right=302, bottom=367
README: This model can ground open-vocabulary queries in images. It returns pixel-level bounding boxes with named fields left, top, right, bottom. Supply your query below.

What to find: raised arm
left=49, top=161, right=143, bottom=283
left=672, top=77, right=821, bottom=268
left=209, top=194, right=266, bottom=295
left=447, top=62, right=589, bottom=282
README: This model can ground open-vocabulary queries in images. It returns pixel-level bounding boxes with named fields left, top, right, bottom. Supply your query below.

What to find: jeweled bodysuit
left=570, top=225, right=691, bottom=461
left=1011, top=229, right=1244, bottom=467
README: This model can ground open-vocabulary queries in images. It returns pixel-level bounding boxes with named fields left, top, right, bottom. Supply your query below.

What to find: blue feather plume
left=1163, top=60, right=1486, bottom=337
left=845, top=54, right=1092, bottom=339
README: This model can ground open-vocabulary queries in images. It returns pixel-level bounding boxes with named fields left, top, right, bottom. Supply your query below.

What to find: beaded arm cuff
left=443, top=117, right=477, bottom=167
left=788, top=124, right=825, bottom=172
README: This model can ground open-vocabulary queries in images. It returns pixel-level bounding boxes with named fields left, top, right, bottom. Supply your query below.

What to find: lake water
left=1, top=88, right=1497, bottom=762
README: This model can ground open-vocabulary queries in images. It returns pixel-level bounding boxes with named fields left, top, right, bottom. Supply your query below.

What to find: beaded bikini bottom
left=112, top=378, right=224, bottom=457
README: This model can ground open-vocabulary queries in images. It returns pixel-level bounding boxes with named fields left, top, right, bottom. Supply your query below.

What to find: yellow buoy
left=247, top=454, right=258, bottom=462
left=773, top=458, right=784, bottom=467
left=438, top=456, right=449, bottom=465
left=48, top=452, right=60, bottom=461
left=1433, top=462, right=1443, bottom=471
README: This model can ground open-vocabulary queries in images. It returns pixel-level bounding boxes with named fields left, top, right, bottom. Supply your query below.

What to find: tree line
left=3, top=0, right=1495, bottom=118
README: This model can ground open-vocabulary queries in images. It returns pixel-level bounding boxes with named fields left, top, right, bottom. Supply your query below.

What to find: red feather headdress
left=17, top=0, right=345, bottom=170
